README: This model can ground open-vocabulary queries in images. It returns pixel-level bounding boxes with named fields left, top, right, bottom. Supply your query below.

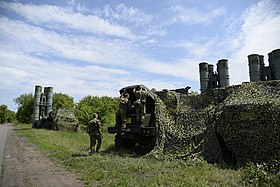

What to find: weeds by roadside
left=242, top=162, right=280, bottom=187
left=14, top=123, right=278, bottom=186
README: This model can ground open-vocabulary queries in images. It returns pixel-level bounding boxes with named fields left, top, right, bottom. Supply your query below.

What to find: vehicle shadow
left=13, top=128, right=31, bottom=131
left=102, top=144, right=153, bottom=157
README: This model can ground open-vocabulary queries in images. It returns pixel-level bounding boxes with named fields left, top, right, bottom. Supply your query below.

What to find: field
left=14, top=124, right=277, bottom=187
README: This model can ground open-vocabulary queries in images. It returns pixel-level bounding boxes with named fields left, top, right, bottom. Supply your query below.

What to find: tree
left=5, top=109, right=16, bottom=123
left=52, top=93, right=74, bottom=110
left=0, top=104, right=8, bottom=123
left=99, top=96, right=119, bottom=125
left=75, top=96, right=101, bottom=126
left=75, top=96, right=119, bottom=131
left=0, top=105, right=16, bottom=123
left=14, top=93, right=34, bottom=124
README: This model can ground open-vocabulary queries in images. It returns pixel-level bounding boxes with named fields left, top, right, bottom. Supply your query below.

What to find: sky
left=0, top=0, right=280, bottom=111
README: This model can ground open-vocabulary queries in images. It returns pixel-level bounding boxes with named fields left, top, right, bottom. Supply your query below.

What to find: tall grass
left=14, top=124, right=250, bottom=186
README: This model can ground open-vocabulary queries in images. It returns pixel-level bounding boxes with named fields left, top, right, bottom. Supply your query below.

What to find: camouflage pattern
left=117, top=93, right=132, bottom=129
left=88, top=113, right=102, bottom=153
left=148, top=80, right=280, bottom=170
left=133, top=86, right=148, bottom=125
left=52, top=109, right=79, bottom=131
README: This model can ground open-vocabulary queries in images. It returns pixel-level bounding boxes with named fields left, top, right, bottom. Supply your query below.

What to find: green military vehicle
left=108, top=85, right=157, bottom=148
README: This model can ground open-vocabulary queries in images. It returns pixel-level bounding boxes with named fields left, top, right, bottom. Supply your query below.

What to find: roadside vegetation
left=0, top=104, right=16, bottom=124
left=8, top=90, right=279, bottom=186
left=14, top=123, right=278, bottom=187
left=10, top=92, right=119, bottom=128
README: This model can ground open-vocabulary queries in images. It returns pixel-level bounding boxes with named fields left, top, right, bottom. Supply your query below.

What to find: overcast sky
left=0, top=0, right=280, bottom=111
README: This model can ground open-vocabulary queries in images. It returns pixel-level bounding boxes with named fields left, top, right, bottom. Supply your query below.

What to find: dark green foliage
left=0, top=104, right=14, bottom=123
left=5, top=108, right=16, bottom=123
left=52, top=93, right=75, bottom=110
left=242, top=162, right=280, bottom=186
left=14, top=93, right=34, bottom=107
left=14, top=93, right=34, bottom=124
left=75, top=95, right=119, bottom=131
left=0, top=104, right=8, bottom=123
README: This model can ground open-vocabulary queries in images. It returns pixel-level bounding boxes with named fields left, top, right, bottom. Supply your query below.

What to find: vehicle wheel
left=123, top=141, right=135, bottom=149
left=114, top=134, right=123, bottom=149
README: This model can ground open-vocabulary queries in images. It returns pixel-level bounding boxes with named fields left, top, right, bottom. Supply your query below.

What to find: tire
left=123, top=140, right=135, bottom=149
left=114, top=134, right=123, bottom=149
left=114, top=134, right=136, bottom=149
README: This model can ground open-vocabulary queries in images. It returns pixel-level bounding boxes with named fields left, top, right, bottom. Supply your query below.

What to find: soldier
left=117, top=92, right=132, bottom=130
left=88, top=113, right=102, bottom=154
left=133, top=86, right=148, bottom=126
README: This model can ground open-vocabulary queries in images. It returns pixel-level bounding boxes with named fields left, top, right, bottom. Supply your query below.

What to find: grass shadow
left=103, top=144, right=153, bottom=158
left=71, top=153, right=89, bottom=157
left=13, top=128, right=31, bottom=131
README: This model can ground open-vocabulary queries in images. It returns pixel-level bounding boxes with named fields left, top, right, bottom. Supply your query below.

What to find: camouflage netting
left=52, top=109, right=79, bottom=131
left=148, top=81, right=280, bottom=169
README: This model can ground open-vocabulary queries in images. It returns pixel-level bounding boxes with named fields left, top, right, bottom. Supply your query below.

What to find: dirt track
left=0, top=124, right=84, bottom=187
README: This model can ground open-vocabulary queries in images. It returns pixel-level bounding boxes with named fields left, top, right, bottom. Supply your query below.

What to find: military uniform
left=117, top=93, right=132, bottom=129
left=133, top=86, right=148, bottom=125
left=88, top=114, right=102, bottom=154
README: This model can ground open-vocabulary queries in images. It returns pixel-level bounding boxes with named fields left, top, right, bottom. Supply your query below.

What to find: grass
left=13, top=123, right=264, bottom=186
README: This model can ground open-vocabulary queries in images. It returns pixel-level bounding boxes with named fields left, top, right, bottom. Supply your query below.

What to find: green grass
left=14, top=124, right=260, bottom=186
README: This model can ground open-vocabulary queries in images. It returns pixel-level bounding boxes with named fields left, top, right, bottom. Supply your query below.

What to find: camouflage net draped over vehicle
left=148, top=81, right=280, bottom=169
left=52, top=109, right=79, bottom=131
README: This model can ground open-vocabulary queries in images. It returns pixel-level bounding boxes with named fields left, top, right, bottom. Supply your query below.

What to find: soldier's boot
left=89, top=147, right=93, bottom=155
left=95, top=146, right=100, bottom=153
left=89, top=141, right=95, bottom=155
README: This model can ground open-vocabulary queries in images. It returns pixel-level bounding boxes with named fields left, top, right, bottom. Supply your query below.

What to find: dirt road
left=0, top=124, right=84, bottom=187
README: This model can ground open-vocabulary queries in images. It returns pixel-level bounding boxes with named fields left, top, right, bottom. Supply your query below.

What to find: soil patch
left=0, top=125, right=84, bottom=187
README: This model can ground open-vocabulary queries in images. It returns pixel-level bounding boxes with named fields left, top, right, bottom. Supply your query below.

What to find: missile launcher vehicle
left=108, top=85, right=157, bottom=148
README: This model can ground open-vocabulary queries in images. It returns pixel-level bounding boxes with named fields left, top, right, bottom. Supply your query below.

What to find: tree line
left=0, top=104, right=16, bottom=124
left=0, top=92, right=120, bottom=128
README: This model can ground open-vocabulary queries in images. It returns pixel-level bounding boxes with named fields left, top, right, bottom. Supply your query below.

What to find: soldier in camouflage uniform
left=117, top=92, right=132, bottom=130
left=88, top=113, right=102, bottom=154
left=133, top=86, right=148, bottom=127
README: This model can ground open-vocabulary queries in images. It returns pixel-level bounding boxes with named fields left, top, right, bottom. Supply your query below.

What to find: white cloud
left=103, top=3, right=153, bottom=25
left=228, top=0, right=280, bottom=84
left=0, top=16, right=191, bottom=109
left=67, top=0, right=75, bottom=7
left=101, top=3, right=168, bottom=37
left=0, top=49, right=130, bottom=100
left=2, top=0, right=279, bottom=111
left=172, top=38, right=219, bottom=58
left=145, top=26, right=167, bottom=37
left=139, top=57, right=199, bottom=82
left=170, top=5, right=225, bottom=25
left=0, top=14, right=189, bottom=80
left=0, top=1, right=135, bottom=39
left=0, top=16, right=139, bottom=66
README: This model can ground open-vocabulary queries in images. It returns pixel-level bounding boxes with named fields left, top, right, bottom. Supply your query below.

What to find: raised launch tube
left=218, top=59, right=230, bottom=87
left=248, top=54, right=261, bottom=82
left=199, top=62, right=209, bottom=92
left=45, top=87, right=53, bottom=116
left=270, top=49, right=280, bottom=80
left=208, top=64, right=214, bottom=75
left=259, top=55, right=264, bottom=66
left=32, top=85, right=42, bottom=128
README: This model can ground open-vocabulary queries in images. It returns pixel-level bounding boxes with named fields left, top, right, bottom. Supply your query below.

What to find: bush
left=242, top=162, right=280, bottom=186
